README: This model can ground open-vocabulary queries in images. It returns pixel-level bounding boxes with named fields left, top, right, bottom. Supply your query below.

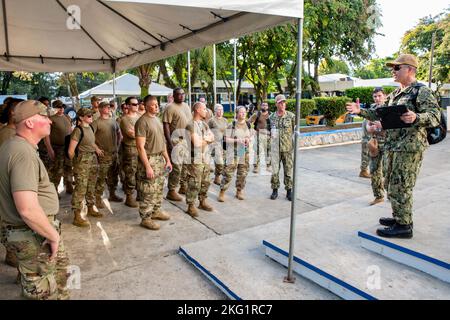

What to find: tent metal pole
left=112, top=72, right=116, bottom=101
left=285, top=17, right=303, bottom=283
left=1, top=0, right=10, bottom=60
left=187, top=50, right=192, bottom=107
left=233, top=39, right=237, bottom=115
left=213, top=44, right=217, bottom=106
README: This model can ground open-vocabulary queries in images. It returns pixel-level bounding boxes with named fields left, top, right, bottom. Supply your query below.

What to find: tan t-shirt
left=249, top=111, right=270, bottom=133
left=120, top=114, right=140, bottom=147
left=71, top=125, right=96, bottom=153
left=0, top=136, right=59, bottom=226
left=92, top=110, right=101, bottom=121
left=135, top=114, right=166, bottom=155
left=0, top=126, right=16, bottom=147
left=208, top=117, right=228, bottom=141
left=49, top=114, right=71, bottom=146
left=92, top=117, right=119, bottom=153
left=162, top=102, right=192, bottom=133
left=186, top=120, right=211, bottom=163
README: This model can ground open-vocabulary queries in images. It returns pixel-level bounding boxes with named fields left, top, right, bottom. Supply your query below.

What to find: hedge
left=267, top=99, right=316, bottom=118
left=313, top=97, right=352, bottom=127
left=345, top=86, right=396, bottom=106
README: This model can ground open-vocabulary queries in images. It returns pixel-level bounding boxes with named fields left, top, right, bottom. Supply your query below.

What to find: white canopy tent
left=0, top=0, right=304, bottom=282
left=79, top=73, right=172, bottom=99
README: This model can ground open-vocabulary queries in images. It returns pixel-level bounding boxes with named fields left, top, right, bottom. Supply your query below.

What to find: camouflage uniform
left=137, top=154, right=165, bottom=220
left=269, top=111, right=295, bottom=191
left=361, top=82, right=441, bottom=225
left=119, top=115, right=140, bottom=196
left=96, top=152, right=119, bottom=197
left=186, top=120, right=212, bottom=203
left=221, top=122, right=251, bottom=192
left=249, top=111, right=271, bottom=170
left=208, top=116, right=228, bottom=177
left=48, top=114, right=72, bottom=191
left=361, top=119, right=370, bottom=171
left=72, top=152, right=98, bottom=210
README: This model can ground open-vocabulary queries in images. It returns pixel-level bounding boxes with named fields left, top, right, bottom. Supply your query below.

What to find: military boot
left=286, top=189, right=292, bottom=202
left=235, top=189, right=245, bottom=200
left=253, top=166, right=259, bottom=174
left=178, top=184, right=187, bottom=195
left=186, top=204, right=199, bottom=217
left=125, top=194, right=139, bottom=208
left=218, top=190, right=225, bottom=202
left=4, top=249, right=18, bottom=268
left=359, top=169, right=371, bottom=178
left=73, top=209, right=89, bottom=228
left=166, top=189, right=182, bottom=202
left=369, top=197, right=384, bottom=206
left=213, top=175, right=221, bottom=186
left=379, top=217, right=414, bottom=228
left=198, top=199, right=213, bottom=211
left=95, top=195, right=105, bottom=209
left=152, top=211, right=171, bottom=221
left=140, top=218, right=160, bottom=230
left=65, top=182, right=73, bottom=194
left=270, top=189, right=278, bottom=200
left=108, top=188, right=123, bottom=202
left=87, top=206, right=104, bottom=218
left=376, top=223, right=413, bottom=239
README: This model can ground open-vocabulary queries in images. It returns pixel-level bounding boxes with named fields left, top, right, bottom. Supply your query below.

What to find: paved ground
left=1, top=138, right=448, bottom=299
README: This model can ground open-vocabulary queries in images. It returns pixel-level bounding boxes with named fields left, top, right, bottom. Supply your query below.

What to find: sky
left=374, top=0, right=448, bottom=58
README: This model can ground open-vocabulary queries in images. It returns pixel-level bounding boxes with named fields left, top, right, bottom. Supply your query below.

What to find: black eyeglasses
left=130, top=103, right=138, bottom=106
left=393, top=65, right=404, bottom=71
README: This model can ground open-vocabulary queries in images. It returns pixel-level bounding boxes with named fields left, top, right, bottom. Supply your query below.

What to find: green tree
left=318, top=59, right=350, bottom=75
left=353, top=57, right=393, bottom=79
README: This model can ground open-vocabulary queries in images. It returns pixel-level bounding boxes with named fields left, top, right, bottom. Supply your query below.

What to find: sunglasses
left=85, top=115, right=93, bottom=118
left=393, top=65, right=404, bottom=71
left=130, top=103, right=138, bottom=106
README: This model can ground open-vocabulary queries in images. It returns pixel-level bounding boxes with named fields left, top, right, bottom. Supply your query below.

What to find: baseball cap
left=14, top=100, right=49, bottom=124
left=99, top=101, right=110, bottom=109
left=77, top=108, right=94, bottom=117
left=275, top=94, right=287, bottom=104
left=386, top=54, right=419, bottom=69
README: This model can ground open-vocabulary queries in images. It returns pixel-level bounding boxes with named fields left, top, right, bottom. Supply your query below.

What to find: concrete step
left=359, top=202, right=450, bottom=283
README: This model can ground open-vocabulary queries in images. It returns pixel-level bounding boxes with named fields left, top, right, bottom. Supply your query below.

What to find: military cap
left=386, top=54, right=419, bottom=69
left=14, top=100, right=49, bottom=124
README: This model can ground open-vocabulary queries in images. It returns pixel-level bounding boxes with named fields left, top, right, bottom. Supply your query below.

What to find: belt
left=4, top=224, right=28, bottom=231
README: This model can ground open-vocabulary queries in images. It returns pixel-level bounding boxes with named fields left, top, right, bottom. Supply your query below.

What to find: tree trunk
left=0, top=71, right=13, bottom=95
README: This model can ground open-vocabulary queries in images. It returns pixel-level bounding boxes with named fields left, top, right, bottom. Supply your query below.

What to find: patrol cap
left=91, top=96, right=100, bottom=103
left=14, top=100, right=49, bottom=124
left=52, top=100, right=64, bottom=109
left=77, top=108, right=94, bottom=117
left=386, top=54, right=419, bottom=69
left=99, top=101, right=110, bottom=109
left=275, top=94, right=287, bottom=104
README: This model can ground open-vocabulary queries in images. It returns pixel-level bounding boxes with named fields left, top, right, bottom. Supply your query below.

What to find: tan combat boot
left=108, top=188, right=123, bottom=202
left=152, top=211, right=171, bottom=221
left=186, top=204, right=199, bottom=217
left=4, top=249, right=18, bottom=268
left=95, top=195, right=105, bottom=209
left=236, top=189, right=245, bottom=200
left=198, top=199, right=213, bottom=212
left=218, top=190, right=225, bottom=202
left=359, top=169, right=371, bottom=178
left=166, top=189, right=182, bottom=202
left=87, top=206, right=104, bottom=218
left=140, top=218, right=160, bottom=230
left=178, top=184, right=187, bottom=195
left=369, top=197, right=384, bottom=206
left=73, top=209, right=90, bottom=227
left=125, top=194, right=139, bottom=208
left=213, top=175, right=221, bottom=186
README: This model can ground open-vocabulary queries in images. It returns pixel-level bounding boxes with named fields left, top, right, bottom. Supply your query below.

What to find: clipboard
left=375, top=105, right=412, bottom=130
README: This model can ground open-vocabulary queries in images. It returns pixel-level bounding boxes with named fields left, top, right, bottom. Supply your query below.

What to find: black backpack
left=64, top=125, right=94, bottom=158
left=411, top=83, right=447, bottom=145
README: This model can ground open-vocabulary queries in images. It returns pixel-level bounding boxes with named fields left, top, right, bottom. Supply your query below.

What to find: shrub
left=313, top=97, right=352, bottom=127
left=345, top=86, right=396, bottom=106
left=267, top=99, right=316, bottom=118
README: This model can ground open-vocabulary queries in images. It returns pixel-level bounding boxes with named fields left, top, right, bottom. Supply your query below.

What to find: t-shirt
left=120, top=114, right=140, bottom=146
left=162, top=102, right=192, bottom=133
left=249, top=111, right=270, bottom=133
left=226, top=120, right=252, bottom=156
left=208, top=117, right=228, bottom=142
left=186, top=120, right=212, bottom=163
left=92, top=110, right=101, bottom=121
left=71, top=125, right=96, bottom=153
left=0, top=136, right=59, bottom=226
left=0, top=126, right=16, bottom=147
left=135, top=114, right=166, bottom=155
left=49, top=114, right=71, bottom=146
left=92, top=117, right=119, bottom=153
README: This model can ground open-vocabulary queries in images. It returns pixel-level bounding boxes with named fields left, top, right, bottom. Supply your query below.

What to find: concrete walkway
left=1, top=138, right=449, bottom=299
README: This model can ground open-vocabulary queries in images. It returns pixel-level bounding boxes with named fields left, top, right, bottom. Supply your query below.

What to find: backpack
left=64, top=125, right=94, bottom=158
left=253, top=111, right=272, bottom=131
left=411, top=83, right=447, bottom=145
left=223, top=120, right=251, bottom=150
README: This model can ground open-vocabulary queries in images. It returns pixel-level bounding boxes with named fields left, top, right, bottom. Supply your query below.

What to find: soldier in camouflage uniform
left=218, top=106, right=252, bottom=202
left=249, top=101, right=272, bottom=173
left=0, top=100, right=70, bottom=300
left=347, top=54, right=441, bottom=238
left=269, top=94, right=295, bottom=201
left=360, top=119, right=371, bottom=178
left=120, top=97, right=141, bottom=208
left=208, top=104, right=229, bottom=185
left=136, top=95, right=172, bottom=230
left=185, top=102, right=215, bottom=216
left=68, top=108, right=103, bottom=227
left=92, top=101, right=123, bottom=209
left=366, top=88, right=388, bottom=206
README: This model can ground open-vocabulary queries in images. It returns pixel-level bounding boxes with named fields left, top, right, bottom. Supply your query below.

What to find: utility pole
left=428, top=32, right=436, bottom=88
